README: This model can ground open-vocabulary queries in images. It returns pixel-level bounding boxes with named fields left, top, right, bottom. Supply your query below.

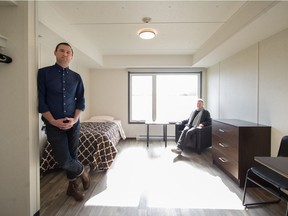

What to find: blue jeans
left=45, top=120, right=84, bottom=180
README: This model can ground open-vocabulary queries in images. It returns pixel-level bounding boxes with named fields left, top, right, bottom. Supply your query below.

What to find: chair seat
left=251, top=166, right=288, bottom=189
left=175, top=123, right=212, bottom=154
left=243, top=136, right=288, bottom=214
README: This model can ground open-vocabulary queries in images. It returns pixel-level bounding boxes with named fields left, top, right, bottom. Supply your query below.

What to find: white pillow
left=89, top=115, right=114, bottom=122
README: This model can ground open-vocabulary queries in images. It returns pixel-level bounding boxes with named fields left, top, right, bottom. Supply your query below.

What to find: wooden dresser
left=212, top=119, right=271, bottom=187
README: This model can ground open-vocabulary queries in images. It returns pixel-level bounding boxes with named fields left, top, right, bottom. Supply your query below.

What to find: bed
left=40, top=116, right=126, bottom=175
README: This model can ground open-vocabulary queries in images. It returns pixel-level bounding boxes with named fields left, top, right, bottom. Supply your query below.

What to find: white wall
left=0, top=2, right=39, bottom=216
left=89, top=69, right=146, bottom=138
left=206, top=64, right=220, bottom=119
left=219, top=44, right=259, bottom=121
left=207, top=28, right=288, bottom=156
left=258, top=28, right=288, bottom=153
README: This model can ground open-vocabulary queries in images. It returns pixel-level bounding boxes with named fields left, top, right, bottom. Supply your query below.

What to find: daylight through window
left=128, top=70, right=202, bottom=123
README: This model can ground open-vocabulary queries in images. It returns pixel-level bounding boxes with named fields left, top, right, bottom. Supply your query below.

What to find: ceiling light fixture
left=138, top=17, right=157, bottom=40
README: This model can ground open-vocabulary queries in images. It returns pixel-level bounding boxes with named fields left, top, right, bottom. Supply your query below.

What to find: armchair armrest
left=175, top=122, right=185, bottom=130
left=198, top=125, right=212, bottom=135
left=196, top=125, right=212, bottom=154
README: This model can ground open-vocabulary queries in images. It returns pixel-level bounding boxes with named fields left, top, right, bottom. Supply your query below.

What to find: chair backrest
left=277, top=136, right=288, bottom=157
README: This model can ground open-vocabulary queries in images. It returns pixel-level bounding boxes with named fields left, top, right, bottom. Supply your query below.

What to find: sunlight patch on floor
left=146, top=162, right=243, bottom=210
left=85, top=147, right=147, bottom=207
left=85, top=145, right=244, bottom=210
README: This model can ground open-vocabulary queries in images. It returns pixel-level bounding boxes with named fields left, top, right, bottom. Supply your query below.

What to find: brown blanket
left=40, top=121, right=120, bottom=175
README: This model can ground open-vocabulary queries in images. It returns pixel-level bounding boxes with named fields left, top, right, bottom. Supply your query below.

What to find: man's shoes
left=171, top=147, right=182, bottom=154
left=173, top=155, right=183, bottom=163
left=67, top=181, right=85, bottom=201
left=81, top=165, right=91, bottom=190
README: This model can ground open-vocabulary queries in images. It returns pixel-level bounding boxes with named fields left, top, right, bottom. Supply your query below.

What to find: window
left=128, top=69, right=202, bottom=123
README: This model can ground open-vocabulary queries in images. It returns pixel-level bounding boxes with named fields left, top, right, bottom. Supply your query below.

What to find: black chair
left=242, top=136, right=288, bottom=215
left=175, top=122, right=212, bottom=154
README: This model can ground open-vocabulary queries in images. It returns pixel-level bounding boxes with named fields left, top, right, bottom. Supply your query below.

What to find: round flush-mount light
left=138, top=17, right=157, bottom=40
left=138, top=28, right=157, bottom=39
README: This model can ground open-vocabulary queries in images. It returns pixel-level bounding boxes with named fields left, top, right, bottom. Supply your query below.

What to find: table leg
left=162, top=125, right=165, bottom=141
left=147, top=124, right=149, bottom=147
left=164, top=124, right=167, bottom=147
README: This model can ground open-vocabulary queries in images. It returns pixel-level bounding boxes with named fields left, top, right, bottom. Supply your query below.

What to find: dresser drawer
left=212, top=135, right=238, bottom=161
left=212, top=121, right=239, bottom=145
left=212, top=119, right=271, bottom=187
left=212, top=147, right=238, bottom=180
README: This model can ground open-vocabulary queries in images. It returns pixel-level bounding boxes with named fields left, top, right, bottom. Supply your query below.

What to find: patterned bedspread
left=40, top=121, right=121, bottom=175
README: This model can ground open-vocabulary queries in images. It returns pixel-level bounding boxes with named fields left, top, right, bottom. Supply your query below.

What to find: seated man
left=171, top=98, right=211, bottom=154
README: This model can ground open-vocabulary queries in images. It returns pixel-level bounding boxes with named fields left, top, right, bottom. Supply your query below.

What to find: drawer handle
left=218, top=129, right=225, bottom=133
left=219, top=157, right=228, bottom=163
left=218, top=143, right=228, bottom=148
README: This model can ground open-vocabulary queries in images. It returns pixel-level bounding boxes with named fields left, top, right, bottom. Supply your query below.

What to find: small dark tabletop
left=255, top=156, right=288, bottom=178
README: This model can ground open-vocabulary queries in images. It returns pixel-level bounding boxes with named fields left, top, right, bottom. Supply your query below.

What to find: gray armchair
left=175, top=122, right=212, bottom=154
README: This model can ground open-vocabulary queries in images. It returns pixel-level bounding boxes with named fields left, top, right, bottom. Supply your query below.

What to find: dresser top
left=213, top=119, right=270, bottom=128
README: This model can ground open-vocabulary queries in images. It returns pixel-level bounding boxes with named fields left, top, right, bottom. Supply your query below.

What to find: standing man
left=38, top=42, right=90, bottom=201
left=171, top=98, right=211, bottom=155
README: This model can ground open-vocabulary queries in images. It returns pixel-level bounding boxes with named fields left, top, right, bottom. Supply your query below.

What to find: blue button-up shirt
left=37, top=63, right=85, bottom=120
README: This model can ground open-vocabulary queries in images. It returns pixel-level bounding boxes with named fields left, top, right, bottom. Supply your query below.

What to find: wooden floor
left=41, top=139, right=287, bottom=216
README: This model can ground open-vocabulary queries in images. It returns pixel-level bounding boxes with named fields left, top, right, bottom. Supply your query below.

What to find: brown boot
left=66, top=181, right=84, bottom=201
left=81, top=165, right=91, bottom=190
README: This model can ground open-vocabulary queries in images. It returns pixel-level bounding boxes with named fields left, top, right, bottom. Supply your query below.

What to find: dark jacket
left=182, top=109, right=211, bottom=128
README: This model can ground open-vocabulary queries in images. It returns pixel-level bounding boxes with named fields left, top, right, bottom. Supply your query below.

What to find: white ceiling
left=37, top=0, right=288, bottom=69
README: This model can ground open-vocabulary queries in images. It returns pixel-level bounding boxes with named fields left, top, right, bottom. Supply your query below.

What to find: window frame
left=128, top=68, right=203, bottom=124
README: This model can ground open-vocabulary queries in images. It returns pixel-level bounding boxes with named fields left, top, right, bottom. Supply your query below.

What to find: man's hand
left=50, top=118, right=75, bottom=130
left=42, top=111, right=80, bottom=130
left=197, top=123, right=204, bottom=129
left=61, top=118, right=77, bottom=130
